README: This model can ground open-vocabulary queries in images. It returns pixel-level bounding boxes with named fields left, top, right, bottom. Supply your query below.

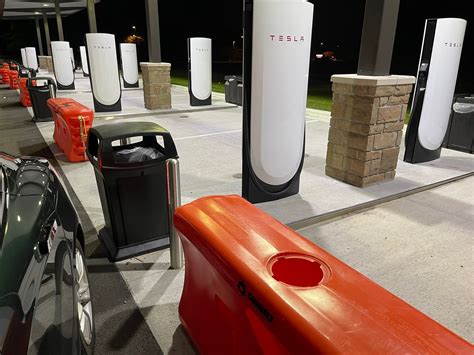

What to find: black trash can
left=444, top=95, right=474, bottom=154
left=86, top=122, right=179, bottom=262
left=224, top=75, right=243, bottom=106
left=28, top=77, right=56, bottom=122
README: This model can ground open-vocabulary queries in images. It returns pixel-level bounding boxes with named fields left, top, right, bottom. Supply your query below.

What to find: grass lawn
left=171, top=75, right=334, bottom=112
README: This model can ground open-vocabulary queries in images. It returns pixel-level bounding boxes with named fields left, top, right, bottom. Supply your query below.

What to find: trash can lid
left=91, top=121, right=171, bottom=141
left=224, top=75, right=242, bottom=81
left=87, top=122, right=178, bottom=168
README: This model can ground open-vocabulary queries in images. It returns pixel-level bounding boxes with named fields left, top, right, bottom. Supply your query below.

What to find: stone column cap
left=140, top=62, right=171, bottom=68
left=331, top=74, right=415, bottom=86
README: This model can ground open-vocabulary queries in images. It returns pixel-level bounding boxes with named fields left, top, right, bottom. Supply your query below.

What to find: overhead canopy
left=2, top=0, right=100, bottom=20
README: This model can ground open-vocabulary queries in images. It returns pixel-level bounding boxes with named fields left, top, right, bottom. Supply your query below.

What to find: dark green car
left=0, top=153, right=94, bottom=354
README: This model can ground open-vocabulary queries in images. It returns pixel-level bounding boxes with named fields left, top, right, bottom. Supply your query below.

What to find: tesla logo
left=93, top=45, right=112, bottom=49
left=269, top=34, right=305, bottom=42
left=195, top=48, right=209, bottom=52
left=444, top=42, right=462, bottom=48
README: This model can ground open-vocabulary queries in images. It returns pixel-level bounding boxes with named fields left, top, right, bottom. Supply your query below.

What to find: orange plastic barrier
left=1, top=63, right=10, bottom=84
left=8, top=70, right=19, bottom=90
left=174, top=195, right=473, bottom=354
left=19, top=78, right=33, bottom=107
left=47, top=98, right=94, bottom=162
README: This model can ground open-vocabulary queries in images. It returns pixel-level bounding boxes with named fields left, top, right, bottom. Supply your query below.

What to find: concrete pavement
left=299, top=176, right=474, bottom=343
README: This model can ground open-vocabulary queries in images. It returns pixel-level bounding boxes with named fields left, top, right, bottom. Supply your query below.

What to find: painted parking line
left=174, top=120, right=328, bottom=141
left=172, top=119, right=326, bottom=141
left=174, top=129, right=242, bottom=141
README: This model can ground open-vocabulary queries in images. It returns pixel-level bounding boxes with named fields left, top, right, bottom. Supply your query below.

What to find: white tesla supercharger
left=85, top=33, right=122, bottom=112
left=51, top=41, right=75, bottom=90
left=120, top=43, right=139, bottom=88
left=70, top=48, right=76, bottom=71
left=80, top=46, right=89, bottom=77
left=404, top=18, right=466, bottom=163
left=187, top=37, right=212, bottom=106
left=20, top=48, right=28, bottom=67
left=242, top=0, right=314, bottom=203
left=25, top=47, right=38, bottom=71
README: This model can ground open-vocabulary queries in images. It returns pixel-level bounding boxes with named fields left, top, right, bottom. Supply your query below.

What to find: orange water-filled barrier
left=8, top=70, right=19, bottom=90
left=174, top=195, right=472, bottom=354
left=1, top=63, right=10, bottom=84
left=48, top=98, right=94, bottom=162
left=19, top=78, right=33, bottom=107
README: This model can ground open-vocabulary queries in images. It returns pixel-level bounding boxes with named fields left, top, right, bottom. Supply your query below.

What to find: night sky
left=0, top=0, right=472, bottom=91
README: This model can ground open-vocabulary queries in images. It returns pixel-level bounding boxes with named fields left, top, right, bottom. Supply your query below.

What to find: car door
left=26, top=216, right=77, bottom=355
left=23, top=180, right=77, bottom=354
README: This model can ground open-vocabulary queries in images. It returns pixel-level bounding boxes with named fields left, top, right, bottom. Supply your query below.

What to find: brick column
left=326, top=74, right=415, bottom=187
left=46, top=56, right=54, bottom=73
left=38, top=56, right=48, bottom=70
left=140, top=62, right=171, bottom=110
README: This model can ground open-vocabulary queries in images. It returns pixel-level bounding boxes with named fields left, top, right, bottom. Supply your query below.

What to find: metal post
left=87, top=0, right=97, bottom=33
left=167, top=158, right=183, bottom=269
left=49, top=82, right=56, bottom=98
left=42, top=12, right=52, bottom=56
left=54, top=0, right=64, bottom=41
left=119, top=138, right=131, bottom=145
left=35, top=17, right=44, bottom=55
left=145, top=0, right=162, bottom=62
left=357, top=0, right=400, bottom=76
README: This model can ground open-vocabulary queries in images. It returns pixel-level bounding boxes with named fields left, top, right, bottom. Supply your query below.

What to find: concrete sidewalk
left=34, top=104, right=473, bottom=232
left=32, top=71, right=237, bottom=118
left=31, top=71, right=474, bottom=228
left=299, top=176, right=474, bottom=343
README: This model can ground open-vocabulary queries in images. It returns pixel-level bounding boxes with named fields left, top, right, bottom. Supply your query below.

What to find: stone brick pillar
left=45, top=56, right=54, bottom=73
left=38, top=56, right=48, bottom=70
left=326, top=74, right=415, bottom=187
left=140, top=62, right=171, bottom=110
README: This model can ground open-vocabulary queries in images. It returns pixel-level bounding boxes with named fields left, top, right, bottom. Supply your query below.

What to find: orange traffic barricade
left=1, top=63, right=10, bottom=84
left=47, top=98, right=94, bottom=162
left=174, top=195, right=472, bottom=354
left=8, top=70, right=19, bottom=90
left=19, top=77, right=33, bottom=107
